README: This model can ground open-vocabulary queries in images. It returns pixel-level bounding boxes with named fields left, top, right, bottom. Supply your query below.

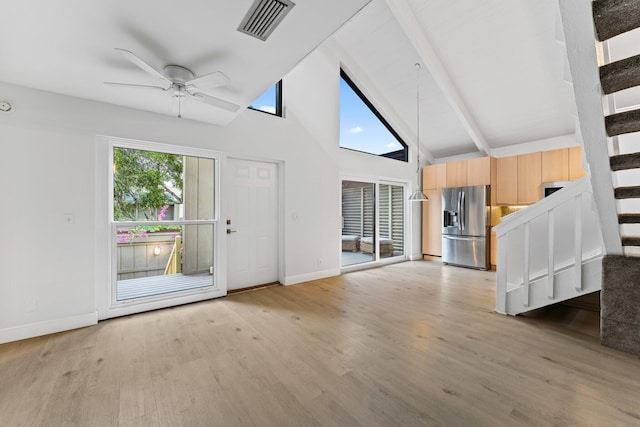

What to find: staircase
left=557, top=0, right=640, bottom=355
left=495, top=178, right=604, bottom=315
left=594, top=0, right=640, bottom=254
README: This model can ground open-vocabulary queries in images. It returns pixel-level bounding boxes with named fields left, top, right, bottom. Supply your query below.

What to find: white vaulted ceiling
left=335, top=0, right=577, bottom=160
left=0, top=0, right=577, bottom=160
left=0, top=0, right=371, bottom=125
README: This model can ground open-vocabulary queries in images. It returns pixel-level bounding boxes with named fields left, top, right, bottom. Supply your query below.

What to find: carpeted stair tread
left=593, top=0, right=640, bottom=41
left=622, top=236, right=640, bottom=246
left=619, top=213, right=640, bottom=223
left=605, top=109, right=640, bottom=137
left=600, top=54, right=640, bottom=94
left=610, top=152, right=640, bottom=171
left=614, top=186, right=640, bottom=199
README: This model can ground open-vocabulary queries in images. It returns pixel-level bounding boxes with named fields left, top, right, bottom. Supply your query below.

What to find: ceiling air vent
left=238, top=0, right=296, bottom=41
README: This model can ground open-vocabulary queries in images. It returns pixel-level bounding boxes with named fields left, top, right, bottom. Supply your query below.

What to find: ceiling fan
left=105, top=48, right=240, bottom=117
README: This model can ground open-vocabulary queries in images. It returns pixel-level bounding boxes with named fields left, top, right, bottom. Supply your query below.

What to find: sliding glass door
left=341, top=179, right=406, bottom=268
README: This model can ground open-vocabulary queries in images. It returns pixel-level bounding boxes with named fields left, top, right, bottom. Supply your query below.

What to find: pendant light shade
left=410, top=62, right=428, bottom=201
left=409, top=188, right=429, bottom=201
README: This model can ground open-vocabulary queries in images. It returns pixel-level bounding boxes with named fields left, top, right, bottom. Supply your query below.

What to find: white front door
left=225, top=158, right=279, bottom=290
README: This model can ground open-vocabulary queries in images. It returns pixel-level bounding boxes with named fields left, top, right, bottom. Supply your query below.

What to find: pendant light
left=409, top=63, right=428, bottom=201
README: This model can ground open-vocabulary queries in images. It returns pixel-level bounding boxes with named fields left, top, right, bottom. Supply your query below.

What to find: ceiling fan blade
left=188, top=91, right=240, bottom=112
left=185, top=71, right=230, bottom=92
left=114, top=48, right=171, bottom=84
left=105, top=81, right=169, bottom=91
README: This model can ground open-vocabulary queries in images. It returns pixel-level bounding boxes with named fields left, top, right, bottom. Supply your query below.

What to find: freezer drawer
left=442, top=235, right=489, bottom=270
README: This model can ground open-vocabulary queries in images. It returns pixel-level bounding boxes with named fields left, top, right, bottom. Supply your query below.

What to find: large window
left=249, top=80, right=283, bottom=116
left=112, top=146, right=217, bottom=302
left=339, top=70, right=408, bottom=161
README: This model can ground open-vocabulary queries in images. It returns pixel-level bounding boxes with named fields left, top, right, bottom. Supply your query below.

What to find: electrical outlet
left=317, top=258, right=324, bottom=267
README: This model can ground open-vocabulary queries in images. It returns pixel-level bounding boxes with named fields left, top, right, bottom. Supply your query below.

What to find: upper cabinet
left=496, top=152, right=544, bottom=205
left=541, top=149, right=569, bottom=182
left=445, top=160, right=467, bottom=187
left=466, top=157, right=492, bottom=186
left=495, top=147, right=584, bottom=205
left=517, top=152, right=542, bottom=204
left=496, top=156, right=519, bottom=205
left=569, top=146, right=586, bottom=179
left=423, top=163, right=446, bottom=190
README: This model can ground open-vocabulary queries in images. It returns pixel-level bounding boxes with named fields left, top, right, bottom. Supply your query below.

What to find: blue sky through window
left=339, top=75, right=405, bottom=157
left=250, top=84, right=277, bottom=114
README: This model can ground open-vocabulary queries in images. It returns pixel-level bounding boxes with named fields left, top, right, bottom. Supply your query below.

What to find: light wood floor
left=1, top=261, right=639, bottom=426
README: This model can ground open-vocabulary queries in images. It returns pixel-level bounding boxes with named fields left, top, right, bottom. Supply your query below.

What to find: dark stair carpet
left=619, top=213, right=640, bottom=223
left=605, top=109, right=640, bottom=137
left=600, top=54, right=640, bottom=94
left=610, top=152, right=640, bottom=171
left=593, top=0, right=640, bottom=41
left=622, top=236, right=640, bottom=246
left=614, top=185, right=640, bottom=198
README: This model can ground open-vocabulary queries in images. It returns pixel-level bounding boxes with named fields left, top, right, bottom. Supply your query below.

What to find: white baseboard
left=0, top=312, right=98, bottom=345
left=283, top=268, right=341, bottom=286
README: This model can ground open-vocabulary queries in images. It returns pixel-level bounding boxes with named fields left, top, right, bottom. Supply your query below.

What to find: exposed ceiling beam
left=386, top=0, right=491, bottom=156
left=329, top=37, right=436, bottom=165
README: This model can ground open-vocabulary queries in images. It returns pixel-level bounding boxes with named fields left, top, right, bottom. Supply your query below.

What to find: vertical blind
left=379, top=184, right=404, bottom=254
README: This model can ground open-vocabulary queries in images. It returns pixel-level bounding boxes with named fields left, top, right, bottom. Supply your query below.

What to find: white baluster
left=523, top=222, right=530, bottom=307
left=575, top=194, right=583, bottom=291
left=496, top=231, right=508, bottom=314
left=548, top=209, right=555, bottom=299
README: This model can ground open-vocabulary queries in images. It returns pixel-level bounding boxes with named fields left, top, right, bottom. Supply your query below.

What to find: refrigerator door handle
left=456, top=191, right=462, bottom=229
left=459, top=191, right=465, bottom=231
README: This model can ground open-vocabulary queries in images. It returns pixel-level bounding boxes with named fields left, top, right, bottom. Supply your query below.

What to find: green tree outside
left=113, top=147, right=183, bottom=221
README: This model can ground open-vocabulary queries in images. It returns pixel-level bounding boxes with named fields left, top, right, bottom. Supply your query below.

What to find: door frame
left=221, top=155, right=284, bottom=288
left=340, top=174, right=410, bottom=273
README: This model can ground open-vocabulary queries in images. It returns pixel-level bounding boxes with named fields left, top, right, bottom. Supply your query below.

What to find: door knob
left=226, top=229, right=237, bottom=234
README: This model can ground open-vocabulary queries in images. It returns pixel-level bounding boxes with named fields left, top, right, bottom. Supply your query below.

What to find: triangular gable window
left=339, top=69, right=408, bottom=162
left=249, top=80, right=283, bottom=116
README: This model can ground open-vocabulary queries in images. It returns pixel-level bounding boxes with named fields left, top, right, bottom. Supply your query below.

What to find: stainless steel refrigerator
left=442, top=185, right=490, bottom=270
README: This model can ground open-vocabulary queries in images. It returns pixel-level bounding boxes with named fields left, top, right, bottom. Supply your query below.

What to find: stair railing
left=495, top=177, right=604, bottom=314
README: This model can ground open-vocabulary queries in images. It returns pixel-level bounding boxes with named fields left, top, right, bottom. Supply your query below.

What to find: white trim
left=0, top=312, right=98, bottom=345
left=283, top=268, right=340, bottom=286
left=101, top=290, right=225, bottom=320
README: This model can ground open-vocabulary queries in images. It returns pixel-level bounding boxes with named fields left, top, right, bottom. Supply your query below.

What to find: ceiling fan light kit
left=105, top=48, right=240, bottom=117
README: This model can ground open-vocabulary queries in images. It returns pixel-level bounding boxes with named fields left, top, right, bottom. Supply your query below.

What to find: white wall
left=0, top=44, right=420, bottom=343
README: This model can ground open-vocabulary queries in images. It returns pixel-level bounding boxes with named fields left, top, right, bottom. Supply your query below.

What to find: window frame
left=248, top=80, right=283, bottom=117
left=339, top=69, right=408, bottom=162
left=108, top=138, right=221, bottom=311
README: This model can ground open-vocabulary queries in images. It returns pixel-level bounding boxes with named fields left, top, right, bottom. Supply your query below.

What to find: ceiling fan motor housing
left=163, top=65, right=195, bottom=83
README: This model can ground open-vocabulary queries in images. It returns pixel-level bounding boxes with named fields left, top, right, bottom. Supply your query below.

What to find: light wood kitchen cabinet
left=422, top=188, right=442, bottom=256
left=496, top=153, right=542, bottom=205
left=446, top=160, right=467, bottom=187
left=518, top=152, right=542, bottom=204
left=467, top=157, right=491, bottom=186
left=422, top=163, right=446, bottom=190
left=541, top=149, right=569, bottom=182
left=496, top=156, right=519, bottom=205
left=569, top=146, right=586, bottom=179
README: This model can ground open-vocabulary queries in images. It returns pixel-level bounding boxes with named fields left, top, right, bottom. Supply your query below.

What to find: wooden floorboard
left=1, top=260, right=639, bottom=426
